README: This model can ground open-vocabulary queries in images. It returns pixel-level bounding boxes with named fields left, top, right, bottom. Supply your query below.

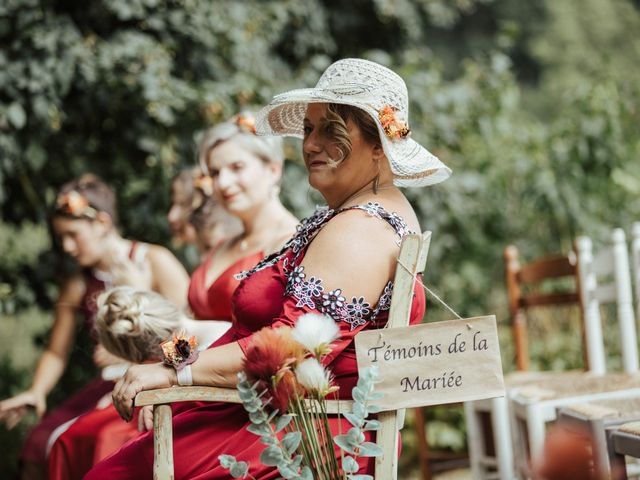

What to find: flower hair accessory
left=55, top=191, right=97, bottom=218
left=161, top=331, right=199, bottom=371
left=233, top=113, right=257, bottom=134
left=193, top=174, right=214, bottom=197
left=378, top=105, right=411, bottom=140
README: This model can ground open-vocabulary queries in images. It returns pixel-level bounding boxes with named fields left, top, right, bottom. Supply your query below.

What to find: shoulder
left=58, top=273, right=86, bottom=304
left=299, top=208, right=400, bottom=300
left=145, top=244, right=188, bottom=277
left=145, top=243, right=180, bottom=264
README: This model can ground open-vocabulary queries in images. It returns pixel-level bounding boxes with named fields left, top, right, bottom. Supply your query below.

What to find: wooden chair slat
left=517, top=255, right=576, bottom=284
left=519, top=292, right=579, bottom=308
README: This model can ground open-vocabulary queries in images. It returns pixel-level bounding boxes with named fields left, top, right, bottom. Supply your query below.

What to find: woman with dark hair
left=87, top=59, right=450, bottom=478
left=0, top=174, right=190, bottom=479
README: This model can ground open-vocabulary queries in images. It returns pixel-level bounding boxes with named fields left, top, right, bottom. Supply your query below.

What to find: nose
left=61, top=237, right=76, bottom=255
left=167, top=205, right=180, bottom=226
left=303, top=131, right=322, bottom=156
left=216, top=168, right=235, bottom=192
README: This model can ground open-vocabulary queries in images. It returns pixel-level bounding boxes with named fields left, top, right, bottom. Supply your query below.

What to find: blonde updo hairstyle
left=96, top=287, right=182, bottom=363
left=197, top=113, right=285, bottom=174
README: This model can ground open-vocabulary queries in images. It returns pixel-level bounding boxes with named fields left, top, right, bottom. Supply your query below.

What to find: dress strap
left=334, top=202, right=414, bottom=240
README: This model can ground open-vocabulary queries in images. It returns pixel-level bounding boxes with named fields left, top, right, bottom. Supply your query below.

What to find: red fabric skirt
left=48, top=404, right=139, bottom=480
left=20, top=377, right=114, bottom=465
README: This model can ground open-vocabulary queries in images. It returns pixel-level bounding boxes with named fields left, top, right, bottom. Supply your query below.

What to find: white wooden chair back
left=632, top=222, right=640, bottom=324
left=575, top=229, right=638, bottom=375
left=136, top=231, right=432, bottom=480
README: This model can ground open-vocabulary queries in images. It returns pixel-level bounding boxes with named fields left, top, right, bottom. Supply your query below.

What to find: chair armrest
left=135, top=386, right=355, bottom=414
left=135, top=386, right=242, bottom=407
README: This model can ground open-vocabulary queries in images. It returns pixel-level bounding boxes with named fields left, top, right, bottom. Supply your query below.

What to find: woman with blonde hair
left=87, top=59, right=449, bottom=478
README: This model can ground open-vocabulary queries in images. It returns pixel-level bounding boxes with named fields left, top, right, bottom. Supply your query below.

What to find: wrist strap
left=176, top=365, right=193, bottom=386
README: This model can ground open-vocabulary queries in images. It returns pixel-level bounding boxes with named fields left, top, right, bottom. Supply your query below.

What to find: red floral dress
left=47, top=249, right=263, bottom=480
left=86, top=203, right=426, bottom=479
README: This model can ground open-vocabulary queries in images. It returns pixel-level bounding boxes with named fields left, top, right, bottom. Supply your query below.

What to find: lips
left=222, top=192, right=239, bottom=201
left=308, top=159, right=327, bottom=168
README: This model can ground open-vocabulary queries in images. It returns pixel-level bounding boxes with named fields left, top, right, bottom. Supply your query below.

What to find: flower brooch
left=161, top=331, right=199, bottom=371
left=55, top=191, right=97, bottom=218
left=378, top=105, right=411, bottom=140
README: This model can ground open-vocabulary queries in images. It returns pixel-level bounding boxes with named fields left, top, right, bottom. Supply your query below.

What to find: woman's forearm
left=30, top=350, right=66, bottom=396
left=190, top=342, right=245, bottom=388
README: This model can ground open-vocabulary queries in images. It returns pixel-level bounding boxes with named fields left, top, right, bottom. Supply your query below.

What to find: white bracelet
left=176, top=365, right=193, bottom=386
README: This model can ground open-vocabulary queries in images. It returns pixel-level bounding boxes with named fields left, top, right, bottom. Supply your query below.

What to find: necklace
left=335, top=184, right=395, bottom=210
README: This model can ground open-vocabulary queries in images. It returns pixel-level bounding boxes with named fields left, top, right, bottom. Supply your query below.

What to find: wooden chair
left=557, top=397, right=640, bottom=477
left=135, top=232, right=432, bottom=480
left=608, top=421, right=640, bottom=480
left=509, top=229, right=640, bottom=479
left=464, top=246, right=582, bottom=480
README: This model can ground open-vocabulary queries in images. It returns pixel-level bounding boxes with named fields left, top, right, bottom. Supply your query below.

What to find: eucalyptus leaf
left=259, top=445, right=284, bottom=466
left=282, top=431, right=301, bottom=455
left=342, top=455, right=359, bottom=473
left=356, top=441, right=383, bottom=457
left=229, top=461, right=249, bottom=478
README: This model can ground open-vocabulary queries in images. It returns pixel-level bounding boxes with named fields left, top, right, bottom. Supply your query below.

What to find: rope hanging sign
left=354, top=238, right=505, bottom=412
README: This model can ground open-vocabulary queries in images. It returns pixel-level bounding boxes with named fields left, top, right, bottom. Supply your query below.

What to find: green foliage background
left=1, top=0, right=639, bottom=476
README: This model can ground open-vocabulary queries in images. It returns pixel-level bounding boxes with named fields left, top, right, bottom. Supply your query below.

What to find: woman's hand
left=112, top=363, right=175, bottom=422
left=138, top=405, right=154, bottom=432
left=0, top=390, right=46, bottom=428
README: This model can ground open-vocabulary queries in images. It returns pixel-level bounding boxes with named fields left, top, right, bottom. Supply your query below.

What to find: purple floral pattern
left=236, top=201, right=414, bottom=330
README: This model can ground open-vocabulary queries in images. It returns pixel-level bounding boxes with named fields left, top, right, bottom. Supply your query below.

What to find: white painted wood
left=491, top=396, right=514, bottom=479
left=631, top=223, right=640, bottom=333
left=575, top=235, right=607, bottom=375
left=153, top=404, right=174, bottom=480
left=611, top=229, right=638, bottom=374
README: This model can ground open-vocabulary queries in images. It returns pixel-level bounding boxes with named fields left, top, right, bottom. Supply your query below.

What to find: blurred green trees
left=1, top=0, right=639, bottom=475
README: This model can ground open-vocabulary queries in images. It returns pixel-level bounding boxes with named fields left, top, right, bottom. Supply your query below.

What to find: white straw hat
left=255, top=58, right=451, bottom=188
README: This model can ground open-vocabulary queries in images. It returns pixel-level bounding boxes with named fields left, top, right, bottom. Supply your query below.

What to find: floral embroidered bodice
left=236, top=202, right=415, bottom=331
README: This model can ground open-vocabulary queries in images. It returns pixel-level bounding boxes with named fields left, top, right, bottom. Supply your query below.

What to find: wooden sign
left=355, top=315, right=505, bottom=411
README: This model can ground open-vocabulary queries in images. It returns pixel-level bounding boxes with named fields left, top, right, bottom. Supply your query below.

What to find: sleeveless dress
left=86, top=203, right=426, bottom=479
left=19, top=242, right=147, bottom=468
left=47, top=249, right=263, bottom=480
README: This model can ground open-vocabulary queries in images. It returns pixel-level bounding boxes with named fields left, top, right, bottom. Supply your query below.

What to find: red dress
left=86, top=203, right=426, bottom=480
left=20, top=242, right=146, bottom=468
left=47, top=249, right=263, bottom=480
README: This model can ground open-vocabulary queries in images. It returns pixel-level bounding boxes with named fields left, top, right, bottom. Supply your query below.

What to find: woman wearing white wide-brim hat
left=87, top=58, right=450, bottom=479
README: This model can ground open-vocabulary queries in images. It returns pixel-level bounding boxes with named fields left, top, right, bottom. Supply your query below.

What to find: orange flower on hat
left=378, top=105, right=410, bottom=140
left=193, top=174, right=214, bottom=197
left=234, top=114, right=257, bottom=134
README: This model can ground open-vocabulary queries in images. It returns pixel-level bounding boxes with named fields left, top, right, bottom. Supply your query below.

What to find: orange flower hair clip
left=234, top=113, right=257, bottom=135
left=193, top=174, right=214, bottom=197
left=55, top=191, right=97, bottom=218
left=378, top=105, right=411, bottom=140
left=161, top=331, right=199, bottom=371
